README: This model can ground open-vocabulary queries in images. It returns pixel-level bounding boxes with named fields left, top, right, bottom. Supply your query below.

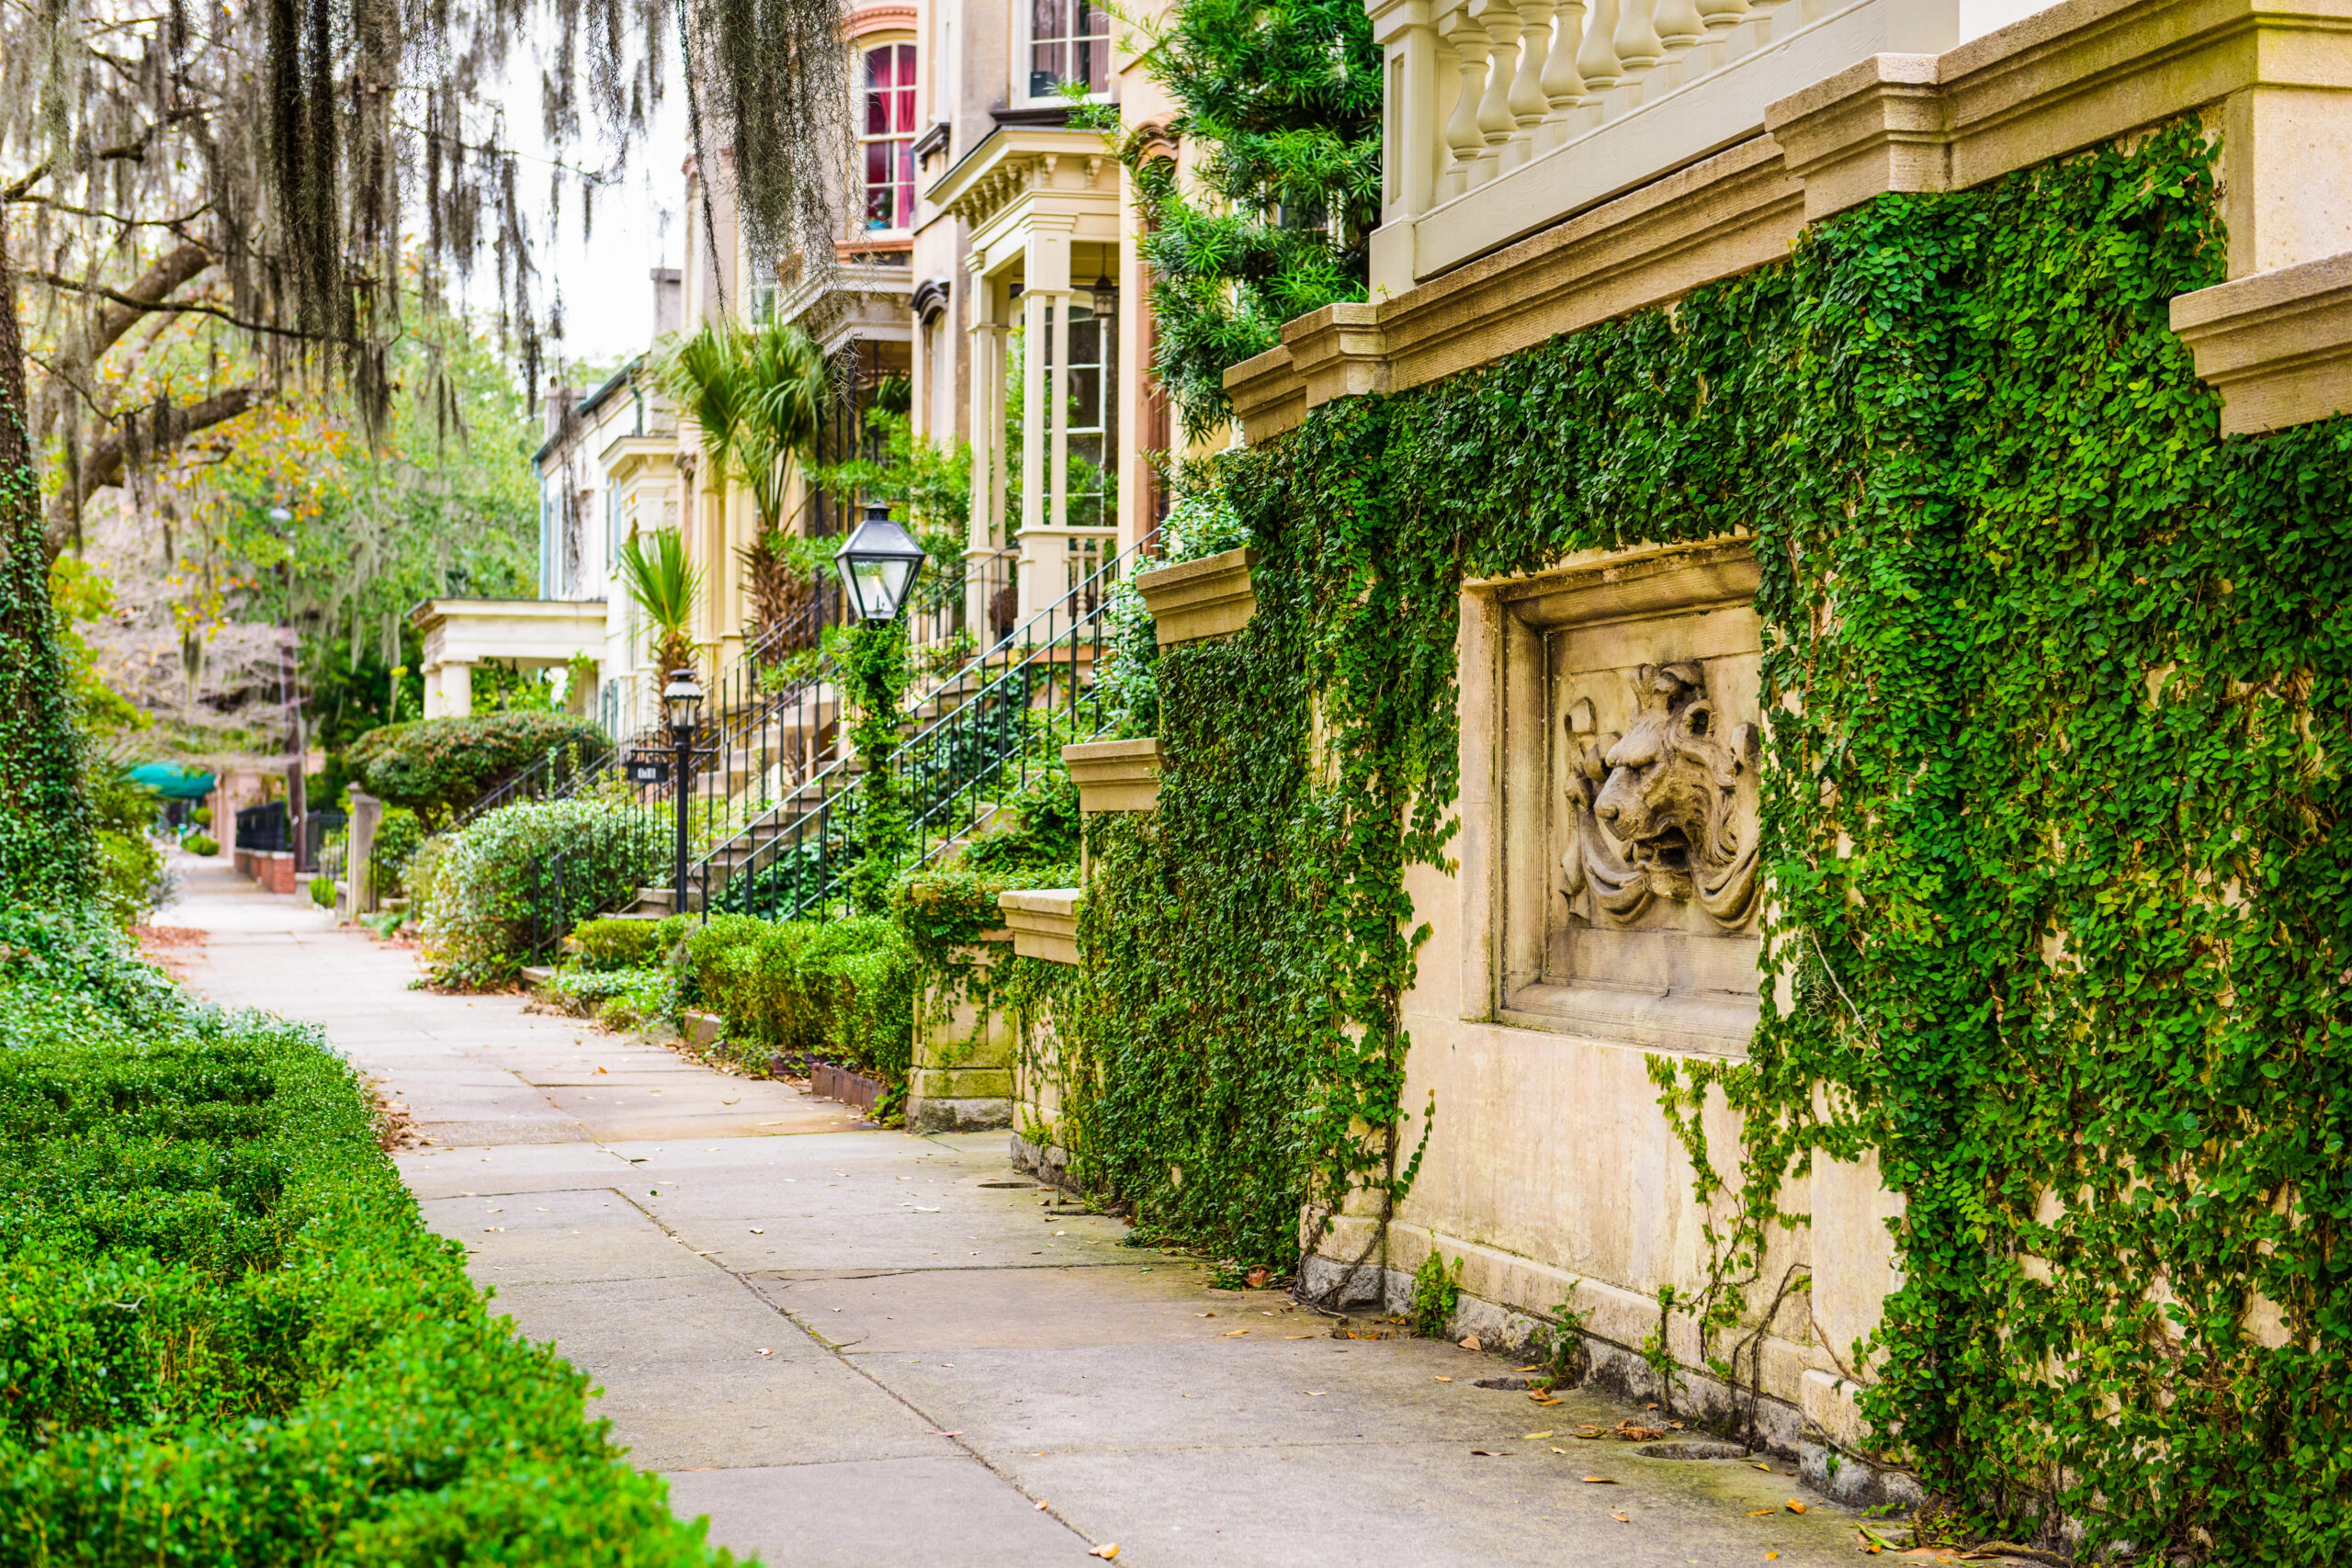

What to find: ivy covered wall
left=1035, top=118, right=2352, bottom=1558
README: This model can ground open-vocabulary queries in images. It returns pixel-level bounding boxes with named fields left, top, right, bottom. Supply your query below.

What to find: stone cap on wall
left=2171, top=250, right=2352, bottom=435
left=1136, top=548, right=1259, bottom=646
left=999, top=888, right=1080, bottom=965
left=1061, top=738, right=1162, bottom=813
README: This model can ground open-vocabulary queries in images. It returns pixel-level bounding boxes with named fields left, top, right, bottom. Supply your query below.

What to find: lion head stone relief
left=1562, top=660, right=1760, bottom=930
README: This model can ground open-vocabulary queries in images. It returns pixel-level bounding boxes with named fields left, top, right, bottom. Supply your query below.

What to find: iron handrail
left=687, top=528, right=1155, bottom=921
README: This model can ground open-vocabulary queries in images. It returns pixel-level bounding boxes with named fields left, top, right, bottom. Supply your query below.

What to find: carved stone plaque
left=1488, top=540, right=1763, bottom=1054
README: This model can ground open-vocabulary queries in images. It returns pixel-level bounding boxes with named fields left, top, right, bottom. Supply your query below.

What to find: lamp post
left=832, top=502, right=927, bottom=911
left=662, top=666, right=706, bottom=913
left=832, top=500, right=929, bottom=624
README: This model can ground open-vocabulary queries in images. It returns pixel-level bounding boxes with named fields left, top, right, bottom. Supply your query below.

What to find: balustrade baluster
left=1439, top=18, right=1491, bottom=196
left=1656, top=0, right=1703, bottom=47
left=1697, top=0, right=1747, bottom=29
left=1507, top=0, right=1555, bottom=131
left=1613, top=0, right=1661, bottom=71
left=1577, top=0, right=1623, bottom=90
left=1467, top=0, right=1523, bottom=158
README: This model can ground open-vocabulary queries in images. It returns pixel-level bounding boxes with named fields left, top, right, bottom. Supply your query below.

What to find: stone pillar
left=441, top=660, right=473, bottom=718
left=345, top=789, right=382, bottom=916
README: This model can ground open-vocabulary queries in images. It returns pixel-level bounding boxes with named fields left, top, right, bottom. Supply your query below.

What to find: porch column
left=440, top=660, right=474, bottom=718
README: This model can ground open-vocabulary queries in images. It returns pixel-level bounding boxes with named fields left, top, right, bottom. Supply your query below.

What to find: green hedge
left=673, top=914, right=916, bottom=1075
left=418, top=796, right=668, bottom=988
left=0, top=910, right=738, bottom=1563
left=347, top=713, right=608, bottom=827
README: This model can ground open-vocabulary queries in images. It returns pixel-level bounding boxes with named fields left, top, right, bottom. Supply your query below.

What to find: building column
left=440, top=660, right=474, bottom=718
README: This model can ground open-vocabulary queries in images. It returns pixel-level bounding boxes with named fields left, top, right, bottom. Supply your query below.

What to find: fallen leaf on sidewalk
left=1469, top=1450, right=1510, bottom=1457
left=1784, top=1500, right=1806, bottom=1514
left=1035, top=1501, right=1048, bottom=1511
left=1459, top=1335, right=1483, bottom=1350
left=1580, top=1476, right=1617, bottom=1484
left=1223, top=1328, right=1250, bottom=1337
left=755, top=1348, right=772, bottom=1357
left=1286, top=1334, right=1313, bottom=1339
left=1524, top=1430, right=1554, bottom=1439
left=1433, top=1375, right=1453, bottom=1382
left=1611, top=1513, right=1630, bottom=1524
left=1088, top=1544, right=1118, bottom=1560
left=923, top=1430, right=963, bottom=1438
left=1767, top=1553, right=1780, bottom=1561
left=749, top=1227, right=764, bottom=1235
left=1752, top=1462, right=1772, bottom=1472
left=1515, top=1364, right=1543, bottom=1372
left=1198, top=1312, right=1216, bottom=1317
left=1748, top=1510, right=1776, bottom=1517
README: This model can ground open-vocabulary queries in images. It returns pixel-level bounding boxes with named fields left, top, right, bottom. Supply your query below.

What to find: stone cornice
left=2171, top=249, right=2352, bottom=432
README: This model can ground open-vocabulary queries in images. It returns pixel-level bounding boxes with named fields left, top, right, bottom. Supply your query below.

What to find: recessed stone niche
left=1488, top=539, right=1762, bottom=1055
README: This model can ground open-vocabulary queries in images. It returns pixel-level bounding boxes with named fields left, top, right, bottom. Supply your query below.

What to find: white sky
left=481, top=31, right=691, bottom=372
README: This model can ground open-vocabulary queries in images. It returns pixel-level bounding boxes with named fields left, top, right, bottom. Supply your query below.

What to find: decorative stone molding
left=1061, top=738, right=1163, bottom=813
left=1000, top=889, right=1081, bottom=964
left=1227, top=0, right=2352, bottom=444
left=1136, top=547, right=1260, bottom=645
left=2170, top=250, right=2352, bottom=434
left=1563, top=661, right=1761, bottom=931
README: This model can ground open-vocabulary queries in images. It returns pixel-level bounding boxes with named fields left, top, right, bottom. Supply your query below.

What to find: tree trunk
left=0, top=220, right=94, bottom=906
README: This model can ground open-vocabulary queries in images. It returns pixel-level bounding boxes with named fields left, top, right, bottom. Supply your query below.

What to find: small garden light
left=662, top=666, right=706, bottom=737
left=662, top=667, right=705, bottom=912
left=832, top=501, right=927, bottom=623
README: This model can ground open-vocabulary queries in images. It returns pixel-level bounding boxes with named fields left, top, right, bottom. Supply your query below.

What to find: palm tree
left=617, top=530, right=704, bottom=680
left=656, top=320, right=833, bottom=648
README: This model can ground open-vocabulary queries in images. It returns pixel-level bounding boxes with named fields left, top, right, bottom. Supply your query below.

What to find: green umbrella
left=128, top=762, right=217, bottom=801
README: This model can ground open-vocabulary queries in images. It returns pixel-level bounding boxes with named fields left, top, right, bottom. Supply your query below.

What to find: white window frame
left=1017, top=0, right=1113, bottom=107
left=856, top=37, right=921, bottom=236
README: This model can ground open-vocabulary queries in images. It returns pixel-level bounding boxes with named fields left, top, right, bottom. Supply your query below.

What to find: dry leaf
left=1433, top=1375, right=1453, bottom=1382
left=1668, top=1420, right=1686, bottom=1429
left=1459, top=1335, right=1483, bottom=1351
left=1767, top=1555, right=1780, bottom=1562
left=1469, top=1449, right=1510, bottom=1457
left=1747, top=1509, right=1776, bottom=1517
left=1515, top=1364, right=1543, bottom=1373
left=1088, top=1546, right=1119, bottom=1561
left=1752, top=1462, right=1772, bottom=1472
left=1198, top=1312, right=1216, bottom=1317
left=1524, top=1431, right=1555, bottom=1439
left=1035, top=1501, right=1048, bottom=1511
left=1611, top=1512, right=1630, bottom=1524
left=1246, top=1266, right=1271, bottom=1288
left=1223, top=1328, right=1250, bottom=1337
left=1784, top=1500, right=1806, bottom=1515
left=1581, top=1476, right=1617, bottom=1484
left=1532, top=1396, right=1564, bottom=1406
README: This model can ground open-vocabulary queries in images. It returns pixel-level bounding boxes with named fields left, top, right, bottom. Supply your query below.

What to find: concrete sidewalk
left=165, top=855, right=1869, bottom=1567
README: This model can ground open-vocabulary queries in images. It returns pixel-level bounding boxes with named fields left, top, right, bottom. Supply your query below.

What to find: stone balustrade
left=1371, top=0, right=1966, bottom=292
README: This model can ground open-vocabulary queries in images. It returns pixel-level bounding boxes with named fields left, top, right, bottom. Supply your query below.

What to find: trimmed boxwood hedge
left=347, top=712, right=608, bottom=827
left=0, top=910, right=740, bottom=1565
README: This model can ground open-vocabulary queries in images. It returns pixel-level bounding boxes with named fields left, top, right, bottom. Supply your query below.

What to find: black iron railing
left=689, top=531, right=1154, bottom=922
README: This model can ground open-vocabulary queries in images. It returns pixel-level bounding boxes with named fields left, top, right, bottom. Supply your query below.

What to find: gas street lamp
left=662, top=666, right=705, bottom=912
left=832, top=501, right=928, bottom=623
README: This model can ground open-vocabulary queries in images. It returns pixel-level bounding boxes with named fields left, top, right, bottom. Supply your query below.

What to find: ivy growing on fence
left=1047, top=117, right=2351, bottom=1559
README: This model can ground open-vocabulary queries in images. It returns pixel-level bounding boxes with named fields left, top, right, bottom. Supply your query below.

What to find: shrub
left=345, top=712, right=608, bottom=827
left=309, top=874, right=337, bottom=909
left=92, top=829, right=165, bottom=928
left=370, top=806, right=426, bottom=897
left=571, top=916, right=667, bottom=971
left=1408, top=1250, right=1463, bottom=1339
left=541, top=964, right=673, bottom=1030
left=191, top=805, right=213, bottom=828
left=673, top=914, right=916, bottom=1073
left=184, top=832, right=218, bottom=857
left=0, top=908, right=735, bottom=1564
left=417, top=797, right=667, bottom=988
